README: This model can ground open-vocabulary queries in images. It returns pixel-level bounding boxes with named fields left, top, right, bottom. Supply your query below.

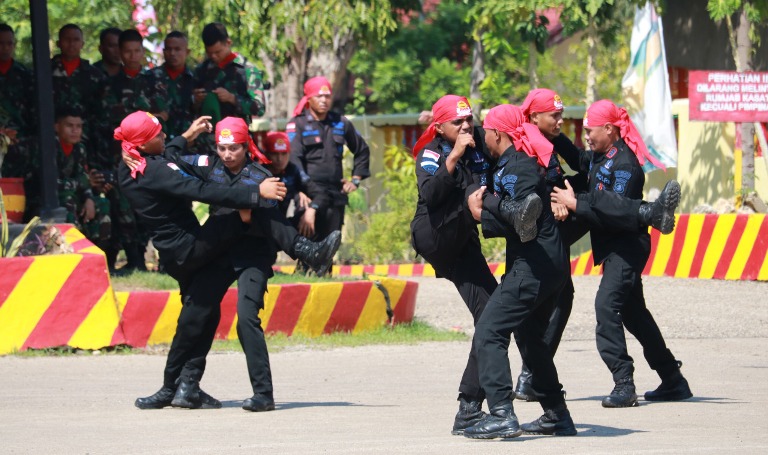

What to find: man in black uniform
left=117, top=112, right=337, bottom=410
left=157, top=117, right=342, bottom=411
left=287, top=76, right=370, bottom=272
left=551, top=99, right=692, bottom=408
left=411, top=95, right=541, bottom=436
left=514, top=88, right=680, bottom=401
left=463, top=104, right=576, bottom=439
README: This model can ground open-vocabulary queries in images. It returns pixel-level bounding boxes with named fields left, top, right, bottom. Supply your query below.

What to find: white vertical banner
left=621, top=2, right=678, bottom=170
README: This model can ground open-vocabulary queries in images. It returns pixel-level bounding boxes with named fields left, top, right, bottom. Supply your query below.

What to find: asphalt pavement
left=0, top=276, right=766, bottom=454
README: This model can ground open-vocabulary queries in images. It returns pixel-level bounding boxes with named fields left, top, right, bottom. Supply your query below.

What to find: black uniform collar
left=496, top=145, right=519, bottom=165
left=302, top=109, right=339, bottom=124
left=594, top=138, right=629, bottom=163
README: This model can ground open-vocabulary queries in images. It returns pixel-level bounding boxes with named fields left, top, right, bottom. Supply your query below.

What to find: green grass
left=10, top=321, right=467, bottom=357
left=211, top=320, right=468, bottom=353
left=18, top=271, right=457, bottom=357
left=110, top=270, right=359, bottom=291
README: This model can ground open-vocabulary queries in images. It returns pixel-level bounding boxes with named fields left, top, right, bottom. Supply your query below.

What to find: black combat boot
left=602, top=376, right=638, bottom=408
left=463, top=400, right=522, bottom=439
left=242, top=392, right=276, bottom=412
left=171, top=377, right=222, bottom=409
left=514, top=368, right=537, bottom=402
left=135, top=385, right=176, bottom=409
left=521, top=404, right=577, bottom=436
left=451, top=395, right=486, bottom=435
left=645, top=361, right=693, bottom=401
left=499, top=193, right=542, bottom=242
left=292, top=230, right=341, bottom=277
left=638, top=180, right=680, bottom=235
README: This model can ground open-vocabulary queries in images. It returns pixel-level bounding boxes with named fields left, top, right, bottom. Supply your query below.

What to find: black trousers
left=475, top=259, right=567, bottom=410
left=234, top=245, right=276, bottom=395
left=420, top=236, right=497, bottom=401
left=296, top=204, right=344, bottom=273
left=306, top=205, right=344, bottom=241
left=161, top=213, right=244, bottom=387
left=595, top=252, right=678, bottom=381
left=518, top=195, right=645, bottom=377
left=250, top=206, right=300, bottom=257
left=516, top=218, right=588, bottom=376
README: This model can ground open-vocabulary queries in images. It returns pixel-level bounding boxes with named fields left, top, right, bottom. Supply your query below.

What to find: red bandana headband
left=412, top=94, right=473, bottom=157
left=292, top=76, right=332, bottom=117
left=483, top=104, right=554, bottom=168
left=264, top=131, right=290, bottom=154
left=584, top=100, right=664, bottom=170
left=521, top=88, right=564, bottom=118
left=215, top=116, right=271, bottom=164
left=114, top=111, right=162, bottom=178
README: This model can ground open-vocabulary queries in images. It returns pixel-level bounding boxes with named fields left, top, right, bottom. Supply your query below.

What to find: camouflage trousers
left=60, top=188, right=112, bottom=249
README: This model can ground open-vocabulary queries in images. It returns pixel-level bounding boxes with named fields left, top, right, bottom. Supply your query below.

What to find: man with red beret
left=287, top=76, right=370, bottom=274
left=551, top=99, right=692, bottom=408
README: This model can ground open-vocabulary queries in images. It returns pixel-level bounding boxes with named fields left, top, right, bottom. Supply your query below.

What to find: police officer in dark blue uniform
left=551, top=100, right=691, bottom=408
left=286, top=76, right=370, bottom=273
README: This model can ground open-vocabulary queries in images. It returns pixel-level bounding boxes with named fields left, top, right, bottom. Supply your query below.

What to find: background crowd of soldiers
left=0, top=21, right=266, bottom=273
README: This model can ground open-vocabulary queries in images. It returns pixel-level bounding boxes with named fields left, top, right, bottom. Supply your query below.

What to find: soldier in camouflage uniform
left=102, top=28, right=168, bottom=273
left=51, top=24, right=108, bottom=158
left=93, top=27, right=122, bottom=77
left=149, top=31, right=195, bottom=149
left=102, top=28, right=168, bottom=169
left=192, top=22, right=266, bottom=152
left=54, top=110, right=111, bottom=251
left=0, top=23, right=39, bottom=219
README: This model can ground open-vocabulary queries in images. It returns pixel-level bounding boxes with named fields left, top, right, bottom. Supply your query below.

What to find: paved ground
left=1, top=276, right=766, bottom=454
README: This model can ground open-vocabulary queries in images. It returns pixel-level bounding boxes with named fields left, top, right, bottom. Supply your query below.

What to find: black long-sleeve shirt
left=481, top=146, right=567, bottom=276
left=287, top=111, right=370, bottom=210
left=574, top=138, right=650, bottom=265
left=411, top=127, right=492, bottom=250
left=117, top=137, right=261, bottom=264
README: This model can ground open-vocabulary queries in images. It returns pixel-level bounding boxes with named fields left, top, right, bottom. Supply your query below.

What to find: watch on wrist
left=351, top=177, right=361, bottom=188
left=309, top=202, right=320, bottom=210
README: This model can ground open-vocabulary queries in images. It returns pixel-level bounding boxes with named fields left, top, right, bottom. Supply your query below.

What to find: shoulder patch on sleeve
left=606, top=146, right=618, bottom=159
left=422, top=149, right=440, bottom=162
left=197, top=155, right=209, bottom=166
left=286, top=122, right=296, bottom=131
left=420, top=161, right=439, bottom=175
left=167, top=163, right=179, bottom=171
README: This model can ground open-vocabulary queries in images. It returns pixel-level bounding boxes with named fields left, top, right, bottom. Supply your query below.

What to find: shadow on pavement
left=277, top=401, right=373, bottom=410
left=569, top=395, right=740, bottom=405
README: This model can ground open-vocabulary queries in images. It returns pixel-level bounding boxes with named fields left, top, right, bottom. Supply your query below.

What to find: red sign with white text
left=688, top=70, right=768, bottom=122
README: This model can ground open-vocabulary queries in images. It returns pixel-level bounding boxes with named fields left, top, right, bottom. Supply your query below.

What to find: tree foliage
left=349, top=0, right=474, bottom=113
left=351, top=145, right=418, bottom=263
